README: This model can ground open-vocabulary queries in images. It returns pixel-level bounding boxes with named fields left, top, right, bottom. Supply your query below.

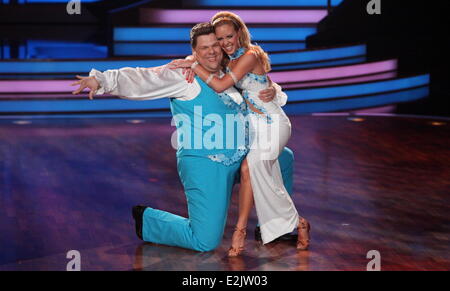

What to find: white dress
left=230, top=66, right=300, bottom=244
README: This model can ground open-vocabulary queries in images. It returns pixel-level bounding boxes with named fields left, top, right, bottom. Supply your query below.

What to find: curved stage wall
left=0, top=44, right=366, bottom=75
left=0, top=74, right=430, bottom=116
left=0, top=0, right=431, bottom=116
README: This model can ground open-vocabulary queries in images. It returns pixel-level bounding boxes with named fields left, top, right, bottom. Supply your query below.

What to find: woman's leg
left=236, top=158, right=254, bottom=229
left=229, top=158, right=254, bottom=256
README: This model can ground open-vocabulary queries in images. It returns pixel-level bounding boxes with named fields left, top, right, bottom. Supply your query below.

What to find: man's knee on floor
left=195, top=235, right=222, bottom=252
left=191, top=224, right=225, bottom=252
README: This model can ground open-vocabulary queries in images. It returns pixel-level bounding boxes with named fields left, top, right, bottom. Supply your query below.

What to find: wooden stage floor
left=0, top=114, right=449, bottom=271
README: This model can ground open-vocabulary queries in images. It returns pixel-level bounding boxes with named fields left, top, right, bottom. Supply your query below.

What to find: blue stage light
left=273, top=57, right=367, bottom=70
left=113, top=42, right=308, bottom=56
left=258, top=42, right=307, bottom=52
left=284, top=86, right=430, bottom=114
left=270, top=45, right=366, bottom=65
left=0, top=43, right=366, bottom=73
left=0, top=75, right=430, bottom=114
left=25, top=41, right=108, bottom=59
left=0, top=98, right=170, bottom=113
left=2, top=45, right=11, bottom=59
left=286, top=75, right=430, bottom=102
left=114, top=43, right=193, bottom=57
left=114, top=27, right=317, bottom=42
left=0, top=59, right=169, bottom=74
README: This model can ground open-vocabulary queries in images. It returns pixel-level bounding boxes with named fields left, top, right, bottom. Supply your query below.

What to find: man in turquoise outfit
left=72, top=23, right=295, bottom=252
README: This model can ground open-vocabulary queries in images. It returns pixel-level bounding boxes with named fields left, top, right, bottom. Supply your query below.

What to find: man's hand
left=258, top=85, right=276, bottom=103
left=71, top=75, right=100, bottom=100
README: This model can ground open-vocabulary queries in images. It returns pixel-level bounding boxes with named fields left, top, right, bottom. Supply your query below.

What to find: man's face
left=193, top=33, right=223, bottom=72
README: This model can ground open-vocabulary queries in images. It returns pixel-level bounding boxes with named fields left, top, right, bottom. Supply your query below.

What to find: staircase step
left=0, top=59, right=397, bottom=94
left=270, top=59, right=398, bottom=84
left=0, top=74, right=430, bottom=115
left=113, top=26, right=317, bottom=42
left=0, top=75, right=430, bottom=115
left=0, top=43, right=367, bottom=76
left=282, top=72, right=397, bottom=89
left=113, top=41, right=307, bottom=56
left=285, top=75, right=430, bottom=103
left=139, top=8, right=328, bottom=24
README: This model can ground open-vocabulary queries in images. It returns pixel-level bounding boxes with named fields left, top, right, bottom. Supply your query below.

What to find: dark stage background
left=0, top=0, right=448, bottom=117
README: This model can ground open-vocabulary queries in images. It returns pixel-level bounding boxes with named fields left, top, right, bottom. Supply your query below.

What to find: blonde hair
left=211, top=11, right=271, bottom=73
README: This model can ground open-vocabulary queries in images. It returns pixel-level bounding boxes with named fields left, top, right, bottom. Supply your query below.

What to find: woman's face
left=214, top=23, right=240, bottom=56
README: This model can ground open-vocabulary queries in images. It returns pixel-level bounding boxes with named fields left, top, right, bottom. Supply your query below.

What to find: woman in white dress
left=170, top=11, right=310, bottom=256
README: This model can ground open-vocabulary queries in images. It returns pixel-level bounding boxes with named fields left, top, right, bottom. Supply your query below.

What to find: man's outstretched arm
left=72, top=65, right=200, bottom=101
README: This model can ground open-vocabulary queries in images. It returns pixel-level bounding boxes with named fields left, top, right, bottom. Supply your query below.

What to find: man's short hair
left=190, top=22, right=215, bottom=49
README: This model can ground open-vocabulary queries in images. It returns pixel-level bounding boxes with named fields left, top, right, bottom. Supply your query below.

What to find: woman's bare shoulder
left=245, top=48, right=259, bottom=58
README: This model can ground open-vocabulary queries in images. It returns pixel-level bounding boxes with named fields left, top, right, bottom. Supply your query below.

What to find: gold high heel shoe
left=228, top=227, right=247, bottom=257
left=297, top=218, right=311, bottom=250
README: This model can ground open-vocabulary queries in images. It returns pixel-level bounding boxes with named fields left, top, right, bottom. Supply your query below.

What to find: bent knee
left=195, top=238, right=221, bottom=252
left=191, top=227, right=224, bottom=252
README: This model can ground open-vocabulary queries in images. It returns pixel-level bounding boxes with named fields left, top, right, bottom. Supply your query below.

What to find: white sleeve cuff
left=273, top=82, right=288, bottom=107
left=89, top=68, right=107, bottom=95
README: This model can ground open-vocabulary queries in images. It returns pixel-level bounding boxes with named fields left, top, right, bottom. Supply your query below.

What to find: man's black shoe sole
left=132, top=205, right=147, bottom=240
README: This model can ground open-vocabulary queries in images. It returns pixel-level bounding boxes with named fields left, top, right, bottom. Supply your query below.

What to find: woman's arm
left=169, top=51, right=258, bottom=93
left=271, top=81, right=288, bottom=106
left=193, top=51, right=257, bottom=93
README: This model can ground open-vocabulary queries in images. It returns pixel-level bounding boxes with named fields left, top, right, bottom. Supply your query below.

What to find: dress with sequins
left=227, top=47, right=300, bottom=244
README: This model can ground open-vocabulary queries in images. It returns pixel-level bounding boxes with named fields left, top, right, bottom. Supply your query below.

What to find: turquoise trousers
left=142, top=147, right=294, bottom=252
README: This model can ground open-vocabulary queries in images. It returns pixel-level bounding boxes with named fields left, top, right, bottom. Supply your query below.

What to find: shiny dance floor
left=0, top=114, right=449, bottom=271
